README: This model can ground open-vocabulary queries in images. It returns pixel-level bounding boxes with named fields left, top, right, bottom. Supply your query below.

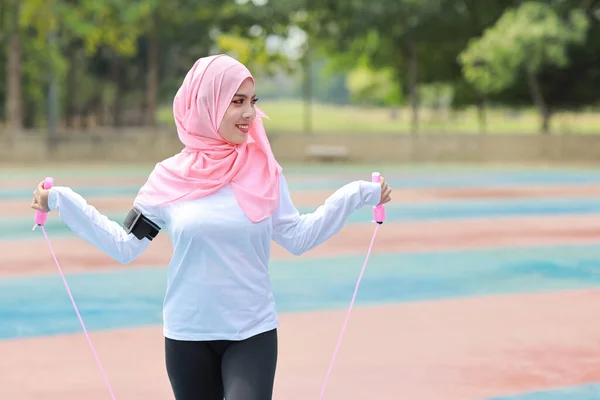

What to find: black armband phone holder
left=123, top=207, right=160, bottom=241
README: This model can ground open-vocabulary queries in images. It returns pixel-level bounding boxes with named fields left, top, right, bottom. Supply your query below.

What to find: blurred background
left=1, top=0, right=600, bottom=164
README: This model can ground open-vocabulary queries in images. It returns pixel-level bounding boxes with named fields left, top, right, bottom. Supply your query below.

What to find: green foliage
left=2, top=0, right=600, bottom=134
left=459, top=1, right=590, bottom=94
left=64, top=1, right=154, bottom=56
left=19, top=0, right=152, bottom=57
left=346, top=58, right=402, bottom=106
left=19, top=0, right=60, bottom=40
left=215, top=32, right=292, bottom=77
left=491, top=5, right=600, bottom=111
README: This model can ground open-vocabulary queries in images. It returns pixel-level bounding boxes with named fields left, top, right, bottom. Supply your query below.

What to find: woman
left=31, top=54, right=392, bottom=400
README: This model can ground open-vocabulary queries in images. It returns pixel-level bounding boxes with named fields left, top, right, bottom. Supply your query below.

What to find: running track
left=2, top=163, right=600, bottom=399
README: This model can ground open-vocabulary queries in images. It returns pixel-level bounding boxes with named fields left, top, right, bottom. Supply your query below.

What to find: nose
left=242, top=106, right=256, bottom=121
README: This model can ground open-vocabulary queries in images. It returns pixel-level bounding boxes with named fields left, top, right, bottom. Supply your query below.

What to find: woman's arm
left=48, top=186, right=165, bottom=264
left=271, top=174, right=381, bottom=256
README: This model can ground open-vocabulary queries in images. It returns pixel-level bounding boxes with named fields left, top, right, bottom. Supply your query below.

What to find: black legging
left=165, top=329, right=278, bottom=400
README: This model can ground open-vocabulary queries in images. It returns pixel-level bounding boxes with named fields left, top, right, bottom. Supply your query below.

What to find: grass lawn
left=157, top=100, right=600, bottom=135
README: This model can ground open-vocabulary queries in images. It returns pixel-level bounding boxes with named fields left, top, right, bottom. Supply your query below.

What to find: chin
left=220, top=130, right=247, bottom=145
left=230, top=135, right=247, bottom=145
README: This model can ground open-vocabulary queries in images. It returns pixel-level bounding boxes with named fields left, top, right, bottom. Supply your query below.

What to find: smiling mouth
left=236, top=124, right=249, bottom=134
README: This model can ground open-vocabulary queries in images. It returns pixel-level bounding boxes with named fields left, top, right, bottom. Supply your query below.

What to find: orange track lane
left=2, top=289, right=600, bottom=399
left=3, top=214, right=600, bottom=277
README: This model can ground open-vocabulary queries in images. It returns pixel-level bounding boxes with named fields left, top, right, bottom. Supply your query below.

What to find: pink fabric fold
left=135, top=54, right=281, bottom=222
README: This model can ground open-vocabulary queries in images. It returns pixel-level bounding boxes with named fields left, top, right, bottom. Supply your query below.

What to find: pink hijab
left=135, top=54, right=282, bottom=223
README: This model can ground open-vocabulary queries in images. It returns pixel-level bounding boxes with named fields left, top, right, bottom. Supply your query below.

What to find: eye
left=231, top=97, right=258, bottom=105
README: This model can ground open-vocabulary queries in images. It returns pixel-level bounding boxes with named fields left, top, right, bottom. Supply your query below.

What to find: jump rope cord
left=40, top=225, right=117, bottom=400
left=318, top=223, right=380, bottom=399
left=41, top=222, right=379, bottom=400
left=37, top=172, right=383, bottom=400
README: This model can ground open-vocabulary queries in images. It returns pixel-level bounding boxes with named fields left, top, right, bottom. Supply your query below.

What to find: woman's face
left=219, top=78, right=258, bottom=144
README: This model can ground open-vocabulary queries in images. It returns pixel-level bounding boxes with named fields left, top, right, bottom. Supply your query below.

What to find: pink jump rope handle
left=372, top=172, right=386, bottom=224
left=34, top=177, right=54, bottom=227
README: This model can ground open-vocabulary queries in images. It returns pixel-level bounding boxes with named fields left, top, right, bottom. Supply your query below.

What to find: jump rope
left=32, top=172, right=386, bottom=399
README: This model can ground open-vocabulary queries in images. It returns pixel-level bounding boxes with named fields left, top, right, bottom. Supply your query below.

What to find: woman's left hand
left=379, top=178, right=392, bottom=205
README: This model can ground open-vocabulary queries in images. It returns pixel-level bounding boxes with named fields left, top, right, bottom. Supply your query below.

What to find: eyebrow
left=233, top=93, right=257, bottom=98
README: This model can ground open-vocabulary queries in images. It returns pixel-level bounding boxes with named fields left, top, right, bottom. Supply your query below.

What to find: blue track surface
left=2, top=244, right=600, bottom=340
left=4, top=166, right=600, bottom=399
left=486, top=384, right=600, bottom=399
left=6, top=169, right=600, bottom=199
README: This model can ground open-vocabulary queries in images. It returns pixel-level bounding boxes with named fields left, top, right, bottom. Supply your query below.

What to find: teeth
left=237, top=125, right=249, bottom=129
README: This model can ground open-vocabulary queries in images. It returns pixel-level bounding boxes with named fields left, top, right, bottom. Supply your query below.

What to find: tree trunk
left=146, top=36, right=159, bottom=127
left=112, top=60, right=125, bottom=128
left=405, top=37, right=419, bottom=135
left=525, top=65, right=551, bottom=134
left=65, top=44, right=79, bottom=129
left=477, top=95, right=487, bottom=134
left=6, top=0, right=23, bottom=135
left=302, top=45, right=313, bottom=134
left=47, top=32, right=59, bottom=143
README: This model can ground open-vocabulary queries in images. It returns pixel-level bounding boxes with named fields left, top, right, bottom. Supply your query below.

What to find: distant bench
left=305, top=144, right=350, bottom=162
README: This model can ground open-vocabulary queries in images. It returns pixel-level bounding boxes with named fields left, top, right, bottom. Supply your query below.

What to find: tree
left=344, top=56, right=402, bottom=107
left=458, top=1, right=590, bottom=133
left=489, top=0, right=600, bottom=133
left=415, top=0, right=511, bottom=133
left=298, top=0, right=444, bottom=134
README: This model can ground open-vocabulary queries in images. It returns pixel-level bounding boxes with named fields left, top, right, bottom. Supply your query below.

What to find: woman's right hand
left=31, top=181, right=51, bottom=212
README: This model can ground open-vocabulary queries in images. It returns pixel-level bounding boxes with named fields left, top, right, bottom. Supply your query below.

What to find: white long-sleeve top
left=48, top=173, right=382, bottom=341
